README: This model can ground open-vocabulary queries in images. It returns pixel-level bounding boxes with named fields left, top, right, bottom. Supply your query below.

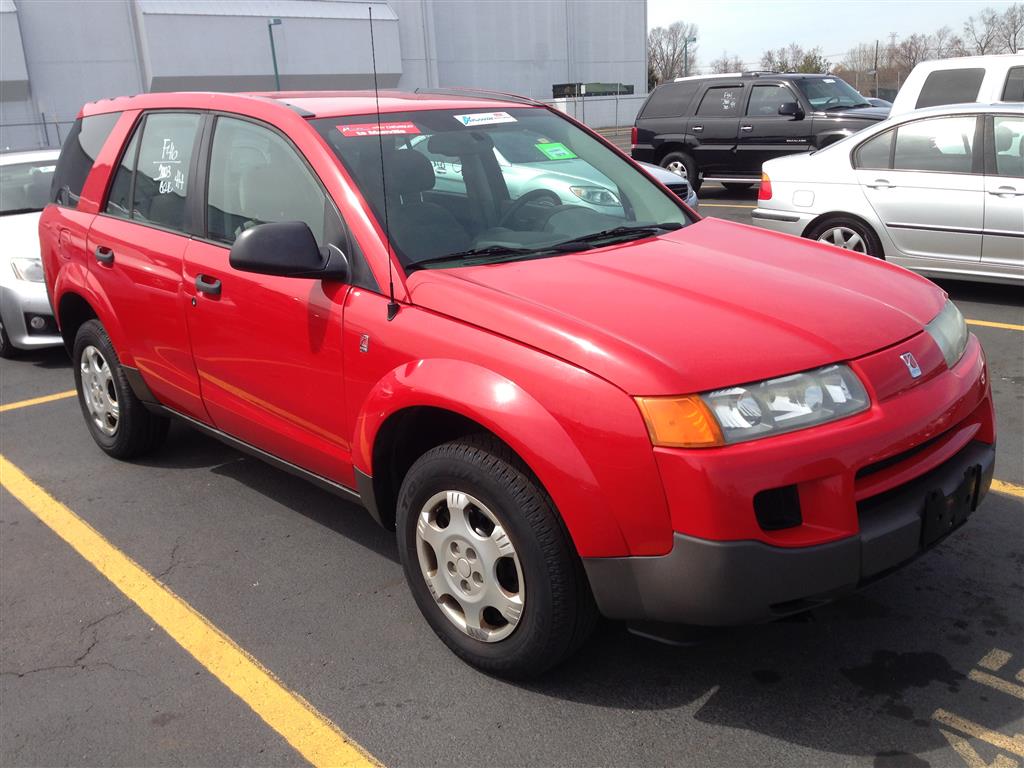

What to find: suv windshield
left=314, top=107, right=690, bottom=269
left=0, top=159, right=57, bottom=215
left=795, top=77, right=870, bottom=111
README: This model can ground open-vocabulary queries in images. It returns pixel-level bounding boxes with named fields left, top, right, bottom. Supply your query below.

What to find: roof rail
left=413, top=87, right=545, bottom=107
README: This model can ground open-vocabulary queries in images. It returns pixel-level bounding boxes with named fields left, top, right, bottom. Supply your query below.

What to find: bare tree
left=999, top=2, right=1023, bottom=53
left=962, top=8, right=1001, bottom=53
left=894, top=33, right=931, bottom=71
left=709, top=51, right=744, bottom=74
left=761, top=43, right=829, bottom=73
left=647, top=22, right=699, bottom=87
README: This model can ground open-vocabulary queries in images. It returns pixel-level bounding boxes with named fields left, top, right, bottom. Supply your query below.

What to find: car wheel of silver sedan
left=396, top=434, right=597, bottom=678
left=805, top=217, right=883, bottom=259
left=818, top=226, right=867, bottom=253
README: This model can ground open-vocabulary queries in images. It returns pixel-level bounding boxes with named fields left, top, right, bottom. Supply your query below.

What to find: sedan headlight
left=925, top=300, right=968, bottom=368
left=10, top=257, right=45, bottom=283
left=636, top=364, right=870, bottom=448
left=569, top=185, right=620, bottom=206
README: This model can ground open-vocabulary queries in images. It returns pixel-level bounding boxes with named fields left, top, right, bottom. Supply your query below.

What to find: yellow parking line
left=966, top=319, right=1024, bottom=332
left=992, top=479, right=1024, bottom=499
left=0, top=455, right=380, bottom=768
left=0, top=390, right=76, bottom=413
left=699, top=203, right=758, bottom=209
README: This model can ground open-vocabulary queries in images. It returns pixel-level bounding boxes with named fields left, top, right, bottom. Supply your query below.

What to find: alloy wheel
left=80, top=345, right=119, bottom=436
left=818, top=226, right=867, bottom=253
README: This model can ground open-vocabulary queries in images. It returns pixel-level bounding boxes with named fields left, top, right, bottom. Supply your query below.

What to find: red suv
left=41, top=90, right=995, bottom=677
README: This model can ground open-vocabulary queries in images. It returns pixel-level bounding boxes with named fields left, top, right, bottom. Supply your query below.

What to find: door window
left=854, top=130, right=893, bottom=169
left=105, top=128, right=140, bottom=219
left=129, top=113, right=201, bottom=231
left=746, top=85, right=795, bottom=117
left=696, top=86, right=744, bottom=117
left=915, top=69, right=984, bottom=109
left=1003, top=67, right=1024, bottom=102
left=993, top=116, right=1024, bottom=178
left=893, top=117, right=977, bottom=174
left=206, top=117, right=327, bottom=246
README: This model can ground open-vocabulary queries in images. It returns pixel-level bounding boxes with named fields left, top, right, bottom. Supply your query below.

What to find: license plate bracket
left=920, top=465, right=982, bottom=548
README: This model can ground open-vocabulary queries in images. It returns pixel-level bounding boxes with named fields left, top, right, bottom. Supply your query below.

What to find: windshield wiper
left=548, top=222, right=683, bottom=250
left=407, top=244, right=539, bottom=270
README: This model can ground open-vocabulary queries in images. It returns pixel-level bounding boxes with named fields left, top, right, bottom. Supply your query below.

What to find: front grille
left=666, top=183, right=690, bottom=199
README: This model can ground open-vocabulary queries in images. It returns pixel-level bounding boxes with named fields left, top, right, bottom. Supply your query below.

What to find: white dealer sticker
left=453, top=111, right=517, bottom=127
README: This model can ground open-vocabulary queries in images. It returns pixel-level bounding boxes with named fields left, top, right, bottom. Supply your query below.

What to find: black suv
left=631, top=72, right=889, bottom=191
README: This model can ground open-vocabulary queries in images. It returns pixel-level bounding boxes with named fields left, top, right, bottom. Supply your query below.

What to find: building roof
left=136, top=0, right=396, bottom=21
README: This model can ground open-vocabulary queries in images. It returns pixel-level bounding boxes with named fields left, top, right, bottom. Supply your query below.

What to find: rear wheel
left=721, top=182, right=753, bottom=193
left=805, top=217, right=883, bottom=258
left=73, top=319, right=169, bottom=459
left=660, top=151, right=701, bottom=192
left=396, top=434, right=596, bottom=678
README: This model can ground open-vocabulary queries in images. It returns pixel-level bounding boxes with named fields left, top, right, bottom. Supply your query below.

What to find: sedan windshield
left=0, top=160, right=56, bottom=215
left=314, top=107, right=691, bottom=269
left=796, top=77, right=871, bottom=111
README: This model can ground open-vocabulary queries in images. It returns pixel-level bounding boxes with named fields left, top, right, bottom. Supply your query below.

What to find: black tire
left=0, top=322, right=17, bottom=359
left=721, top=182, right=753, bottom=193
left=72, top=319, right=169, bottom=459
left=659, top=151, right=701, bottom=192
left=804, top=216, right=884, bottom=259
left=396, top=434, right=597, bottom=678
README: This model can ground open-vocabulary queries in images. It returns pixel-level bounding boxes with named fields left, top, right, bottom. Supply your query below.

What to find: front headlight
left=925, top=300, right=968, bottom=368
left=10, top=258, right=45, bottom=283
left=569, top=185, right=621, bottom=206
left=636, top=364, right=870, bottom=448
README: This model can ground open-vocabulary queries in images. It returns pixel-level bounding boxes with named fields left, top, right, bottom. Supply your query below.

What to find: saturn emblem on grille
left=900, top=352, right=922, bottom=378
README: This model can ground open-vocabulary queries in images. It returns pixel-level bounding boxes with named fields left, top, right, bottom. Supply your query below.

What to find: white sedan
left=0, top=149, right=62, bottom=357
left=752, top=103, right=1023, bottom=286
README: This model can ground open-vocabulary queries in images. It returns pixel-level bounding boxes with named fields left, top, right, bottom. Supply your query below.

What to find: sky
left=646, top=0, right=1015, bottom=69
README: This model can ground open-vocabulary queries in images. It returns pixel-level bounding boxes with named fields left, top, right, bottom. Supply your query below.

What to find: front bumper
left=583, top=439, right=994, bottom=625
left=751, top=207, right=813, bottom=237
left=0, top=281, right=62, bottom=350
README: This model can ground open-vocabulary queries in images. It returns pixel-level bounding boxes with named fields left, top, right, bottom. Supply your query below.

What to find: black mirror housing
left=229, top=221, right=349, bottom=281
left=778, top=102, right=804, bottom=119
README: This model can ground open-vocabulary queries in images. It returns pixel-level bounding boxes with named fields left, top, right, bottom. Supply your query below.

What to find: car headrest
left=995, top=124, right=1014, bottom=153
left=387, top=150, right=435, bottom=196
left=428, top=131, right=493, bottom=157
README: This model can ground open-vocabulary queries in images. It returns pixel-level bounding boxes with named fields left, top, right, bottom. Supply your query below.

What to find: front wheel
left=396, top=435, right=596, bottom=678
left=73, top=319, right=169, bottom=459
left=805, top=217, right=883, bottom=258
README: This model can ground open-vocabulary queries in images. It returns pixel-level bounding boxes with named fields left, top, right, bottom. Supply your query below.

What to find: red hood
left=406, top=218, right=945, bottom=395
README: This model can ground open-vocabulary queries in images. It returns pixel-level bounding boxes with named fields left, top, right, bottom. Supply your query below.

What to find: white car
left=891, top=54, right=1023, bottom=116
left=0, top=149, right=62, bottom=357
left=752, top=103, right=1023, bottom=285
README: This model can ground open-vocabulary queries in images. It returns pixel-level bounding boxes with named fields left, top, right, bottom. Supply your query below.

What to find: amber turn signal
left=634, top=395, right=724, bottom=448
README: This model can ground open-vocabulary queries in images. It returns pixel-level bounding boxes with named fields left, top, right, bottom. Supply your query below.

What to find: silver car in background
left=0, top=149, right=63, bottom=357
left=752, top=103, right=1023, bottom=285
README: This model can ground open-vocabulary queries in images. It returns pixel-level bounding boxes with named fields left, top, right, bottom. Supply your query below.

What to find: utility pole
left=683, top=34, right=697, bottom=78
left=268, top=17, right=282, bottom=91
left=873, top=40, right=879, bottom=97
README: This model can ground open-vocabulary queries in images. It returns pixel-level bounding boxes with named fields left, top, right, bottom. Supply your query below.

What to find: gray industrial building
left=0, top=0, right=647, bottom=151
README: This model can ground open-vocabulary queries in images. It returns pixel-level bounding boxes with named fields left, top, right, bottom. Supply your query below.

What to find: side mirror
left=778, top=102, right=805, bottom=119
left=229, top=221, right=349, bottom=281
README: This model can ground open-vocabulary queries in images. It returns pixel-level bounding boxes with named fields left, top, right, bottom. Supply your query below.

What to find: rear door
left=855, top=114, right=984, bottom=262
left=735, top=82, right=810, bottom=175
left=87, top=110, right=208, bottom=419
left=688, top=82, right=745, bottom=176
left=981, top=114, right=1024, bottom=275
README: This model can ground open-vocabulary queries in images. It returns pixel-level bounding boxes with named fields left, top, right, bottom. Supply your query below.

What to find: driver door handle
left=740, top=125, right=753, bottom=132
left=989, top=186, right=1024, bottom=197
left=867, top=179, right=894, bottom=189
left=195, top=274, right=222, bottom=296
left=692, top=125, right=703, bottom=132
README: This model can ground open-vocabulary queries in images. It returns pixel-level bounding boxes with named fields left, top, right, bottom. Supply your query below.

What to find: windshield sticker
left=535, top=142, right=577, bottom=160
left=338, top=121, right=421, bottom=137
left=35, top=165, right=56, bottom=173
left=823, top=78, right=835, bottom=83
left=453, top=111, right=517, bottom=127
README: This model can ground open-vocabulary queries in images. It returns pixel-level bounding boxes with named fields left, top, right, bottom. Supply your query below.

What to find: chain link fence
left=0, top=119, right=75, bottom=153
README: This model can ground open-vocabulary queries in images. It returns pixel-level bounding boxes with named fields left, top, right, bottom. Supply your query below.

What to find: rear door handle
left=195, top=274, right=222, bottom=296
left=94, top=246, right=114, bottom=265
left=867, top=179, right=894, bottom=189
left=989, top=186, right=1024, bottom=197
left=692, top=125, right=703, bottom=132
left=740, top=125, right=753, bottom=132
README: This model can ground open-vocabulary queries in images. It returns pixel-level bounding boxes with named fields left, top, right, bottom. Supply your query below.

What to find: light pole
left=683, top=34, right=697, bottom=78
left=267, top=17, right=282, bottom=91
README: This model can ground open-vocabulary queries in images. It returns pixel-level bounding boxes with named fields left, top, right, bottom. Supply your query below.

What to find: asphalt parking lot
left=1, top=189, right=1022, bottom=768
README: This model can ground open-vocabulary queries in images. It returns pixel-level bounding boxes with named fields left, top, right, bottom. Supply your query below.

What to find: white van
left=890, top=54, right=1023, bottom=115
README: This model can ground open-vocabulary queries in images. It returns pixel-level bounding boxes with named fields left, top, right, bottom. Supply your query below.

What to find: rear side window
left=855, top=130, right=893, bottom=169
left=893, top=116, right=977, bottom=174
left=1003, top=67, right=1024, bottom=102
left=993, top=116, right=1024, bottom=178
left=915, top=69, right=985, bottom=109
left=640, top=82, right=700, bottom=118
left=105, top=128, right=140, bottom=219
left=696, top=86, right=744, bottom=117
left=51, top=112, right=120, bottom=207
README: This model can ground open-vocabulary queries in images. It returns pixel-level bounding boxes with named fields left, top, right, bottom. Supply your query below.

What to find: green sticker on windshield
left=535, top=142, right=577, bottom=160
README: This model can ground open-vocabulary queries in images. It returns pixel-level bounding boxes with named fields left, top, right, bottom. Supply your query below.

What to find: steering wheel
left=822, top=96, right=840, bottom=108
left=497, top=189, right=562, bottom=229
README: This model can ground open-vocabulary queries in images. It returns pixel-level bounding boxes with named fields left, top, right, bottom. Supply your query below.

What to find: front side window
left=916, top=69, right=984, bottom=109
left=993, top=116, right=1024, bottom=178
left=696, top=86, right=744, bottom=117
left=795, top=77, right=870, bottom=111
left=855, top=129, right=893, bottom=169
left=893, top=116, right=977, bottom=174
left=1, top=158, right=57, bottom=215
left=130, top=113, right=201, bottom=231
left=314, top=107, right=690, bottom=270
left=51, top=112, right=120, bottom=207
left=746, top=84, right=797, bottom=117
left=206, top=117, right=327, bottom=246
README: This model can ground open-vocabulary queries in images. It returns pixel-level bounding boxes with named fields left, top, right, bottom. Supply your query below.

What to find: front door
left=982, top=114, right=1024, bottom=275
left=182, top=115, right=356, bottom=486
left=736, top=83, right=811, bottom=175
left=857, top=115, right=984, bottom=261
left=688, top=83, right=745, bottom=176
